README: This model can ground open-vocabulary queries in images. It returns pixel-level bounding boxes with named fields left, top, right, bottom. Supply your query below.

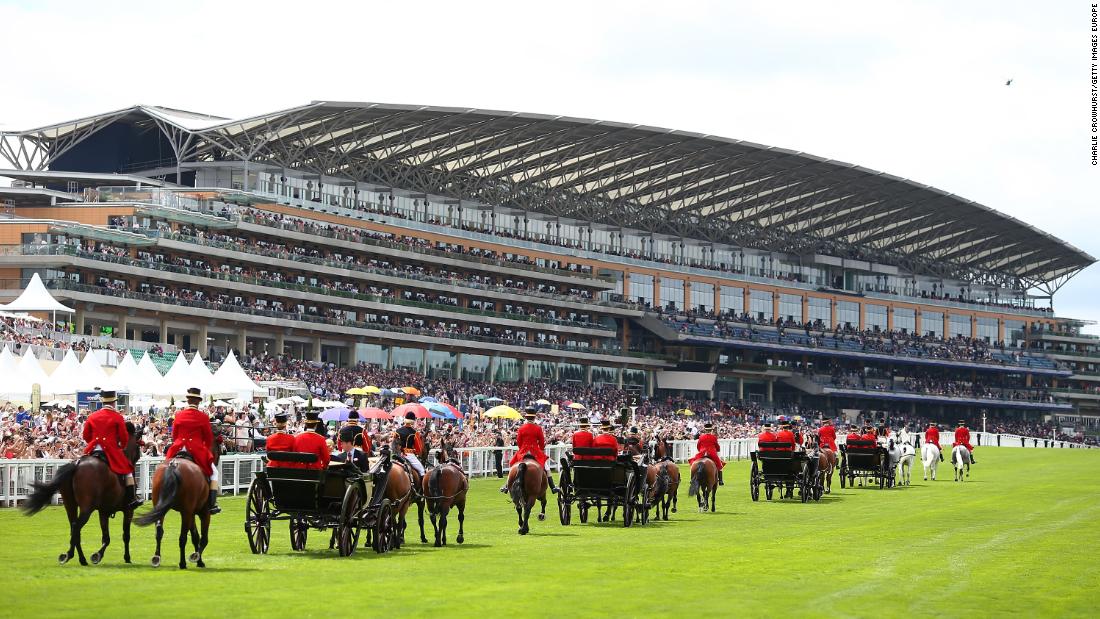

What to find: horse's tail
left=509, top=462, right=527, bottom=507
left=21, top=461, right=78, bottom=516
left=655, top=465, right=670, bottom=498
left=688, top=462, right=701, bottom=497
left=136, top=464, right=180, bottom=526
left=428, top=466, right=443, bottom=512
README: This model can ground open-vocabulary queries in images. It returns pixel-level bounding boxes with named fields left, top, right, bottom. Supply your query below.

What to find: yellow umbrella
left=483, top=405, right=522, bottom=420
left=567, top=402, right=586, bottom=410
left=364, top=386, right=382, bottom=395
left=345, top=387, right=369, bottom=396
left=676, top=408, right=695, bottom=416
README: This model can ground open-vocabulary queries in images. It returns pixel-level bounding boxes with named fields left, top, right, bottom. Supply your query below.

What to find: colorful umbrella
left=358, top=407, right=391, bottom=420
left=345, top=387, right=370, bottom=395
left=567, top=402, right=586, bottom=410
left=535, top=399, right=551, bottom=406
left=418, top=396, right=439, bottom=404
left=427, top=402, right=458, bottom=420
left=485, top=396, right=504, bottom=405
left=364, top=386, right=382, bottom=395
left=392, top=403, right=431, bottom=419
left=676, top=408, right=694, bottom=416
left=483, top=405, right=521, bottom=420
left=402, top=386, right=421, bottom=397
left=320, top=407, right=351, bottom=422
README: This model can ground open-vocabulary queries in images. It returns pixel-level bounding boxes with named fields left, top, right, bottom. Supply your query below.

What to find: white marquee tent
left=133, top=353, right=167, bottom=395
left=77, top=350, right=111, bottom=392
left=0, top=273, right=75, bottom=315
left=0, top=346, right=27, bottom=396
left=16, top=347, right=50, bottom=388
left=43, top=349, right=83, bottom=395
left=106, top=351, right=139, bottom=392
left=211, top=351, right=262, bottom=396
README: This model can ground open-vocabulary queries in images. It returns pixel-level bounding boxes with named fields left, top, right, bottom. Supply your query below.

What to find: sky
left=1, top=0, right=1097, bottom=331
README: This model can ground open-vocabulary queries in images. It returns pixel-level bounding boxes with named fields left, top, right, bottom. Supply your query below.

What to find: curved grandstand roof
left=1, top=101, right=1093, bottom=289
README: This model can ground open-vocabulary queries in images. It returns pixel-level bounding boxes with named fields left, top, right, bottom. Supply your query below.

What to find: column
left=801, top=296, right=809, bottom=325
left=623, top=272, right=632, bottom=304
left=488, top=355, right=498, bottom=384
left=237, top=328, right=248, bottom=356
left=997, top=318, right=1005, bottom=344
left=274, top=331, right=285, bottom=357
left=617, top=366, right=624, bottom=389
left=585, top=365, right=593, bottom=384
left=117, top=314, right=129, bottom=340
left=422, top=349, right=429, bottom=377
left=521, top=360, right=530, bottom=383
left=197, top=323, right=209, bottom=357
left=652, top=276, right=661, bottom=309
left=942, top=314, right=949, bottom=338
left=886, top=306, right=894, bottom=331
left=75, top=308, right=86, bottom=336
left=771, top=291, right=779, bottom=323
left=385, top=346, right=393, bottom=370
left=348, top=343, right=360, bottom=367
left=742, top=288, right=751, bottom=319
left=713, top=285, right=721, bottom=316
left=159, top=319, right=169, bottom=345
left=454, top=353, right=464, bottom=381
left=830, top=298, right=838, bottom=329
left=766, top=379, right=774, bottom=403
left=737, top=377, right=744, bottom=401
left=646, top=370, right=655, bottom=397
left=311, top=336, right=322, bottom=362
left=683, top=281, right=691, bottom=313
left=971, top=315, right=978, bottom=340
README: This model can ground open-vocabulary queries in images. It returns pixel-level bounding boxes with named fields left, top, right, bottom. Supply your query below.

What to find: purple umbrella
left=320, top=407, right=351, bottom=422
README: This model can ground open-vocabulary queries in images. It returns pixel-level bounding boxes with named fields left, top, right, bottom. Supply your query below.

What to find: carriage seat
left=267, top=451, right=320, bottom=464
left=572, top=447, right=617, bottom=461
left=757, top=442, right=797, bottom=458
left=844, top=440, right=878, bottom=451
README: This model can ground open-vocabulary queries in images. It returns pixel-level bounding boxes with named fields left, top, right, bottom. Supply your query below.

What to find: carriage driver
left=756, top=422, right=778, bottom=451
left=164, top=387, right=220, bottom=514
left=265, top=411, right=295, bottom=468
left=845, top=424, right=862, bottom=444
left=571, top=417, right=594, bottom=461
left=689, top=421, right=725, bottom=485
left=954, top=420, right=976, bottom=464
left=82, top=390, right=143, bottom=510
left=504, top=406, right=559, bottom=494
left=394, top=412, right=425, bottom=476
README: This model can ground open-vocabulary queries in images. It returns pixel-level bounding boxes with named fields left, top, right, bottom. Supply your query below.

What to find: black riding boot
left=547, top=474, right=560, bottom=494
left=208, top=489, right=221, bottom=515
left=718, top=469, right=725, bottom=486
left=939, top=452, right=944, bottom=462
left=970, top=454, right=976, bottom=464
left=125, top=484, right=144, bottom=510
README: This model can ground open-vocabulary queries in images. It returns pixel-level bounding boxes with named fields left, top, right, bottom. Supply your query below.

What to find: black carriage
left=244, top=451, right=398, bottom=556
left=749, top=443, right=821, bottom=503
left=839, top=440, right=894, bottom=489
left=556, top=448, right=651, bottom=527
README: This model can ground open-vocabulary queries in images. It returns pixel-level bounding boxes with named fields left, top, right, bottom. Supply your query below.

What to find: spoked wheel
left=622, top=473, right=634, bottom=528
left=337, top=484, right=362, bottom=557
left=750, top=462, right=760, bottom=502
left=245, top=478, right=271, bottom=555
left=372, top=499, right=394, bottom=554
left=557, top=488, right=572, bottom=525
left=290, top=518, right=308, bottom=551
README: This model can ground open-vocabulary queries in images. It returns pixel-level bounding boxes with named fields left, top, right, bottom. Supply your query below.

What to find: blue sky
left=2, top=0, right=1096, bottom=330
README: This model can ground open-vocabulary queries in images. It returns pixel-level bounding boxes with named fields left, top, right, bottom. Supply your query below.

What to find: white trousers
left=403, top=453, right=425, bottom=476
left=179, top=446, right=219, bottom=482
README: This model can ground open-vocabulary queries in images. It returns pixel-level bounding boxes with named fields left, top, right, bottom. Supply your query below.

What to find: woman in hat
left=164, top=387, right=221, bottom=514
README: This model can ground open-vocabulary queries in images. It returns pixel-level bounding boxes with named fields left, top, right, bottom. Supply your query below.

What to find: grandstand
left=0, top=102, right=1097, bottom=429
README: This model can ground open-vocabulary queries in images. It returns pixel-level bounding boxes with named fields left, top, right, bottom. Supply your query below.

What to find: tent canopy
left=1, top=273, right=74, bottom=313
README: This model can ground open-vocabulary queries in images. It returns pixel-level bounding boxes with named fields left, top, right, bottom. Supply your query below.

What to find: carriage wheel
left=373, top=500, right=394, bottom=554
left=622, top=473, right=634, bottom=528
left=337, top=484, right=363, bottom=557
left=245, top=478, right=271, bottom=555
left=289, top=518, right=309, bottom=551
left=557, top=489, right=572, bottom=526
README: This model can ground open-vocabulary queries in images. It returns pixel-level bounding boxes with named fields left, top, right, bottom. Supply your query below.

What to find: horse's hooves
left=179, top=564, right=187, bottom=570
left=671, top=508, right=677, bottom=513
left=537, top=513, right=546, bottom=521
left=150, top=556, right=161, bottom=568
left=79, top=559, right=88, bottom=566
left=434, top=541, right=442, bottom=548
left=90, top=553, right=102, bottom=565
left=124, top=557, right=131, bottom=564
left=456, top=535, right=464, bottom=544
left=196, top=561, right=205, bottom=568
left=58, top=554, right=69, bottom=565
left=188, top=552, right=200, bottom=563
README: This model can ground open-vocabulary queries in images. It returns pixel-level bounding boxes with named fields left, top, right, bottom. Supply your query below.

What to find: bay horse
left=421, top=456, right=468, bottom=547
left=135, top=456, right=210, bottom=569
left=506, top=456, right=547, bottom=535
left=384, top=437, right=428, bottom=546
left=688, top=457, right=718, bottom=513
left=653, top=435, right=673, bottom=461
left=645, top=459, right=680, bottom=520
left=22, top=423, right=142, bottom=566
left=807, top=435, right=837, bottom=494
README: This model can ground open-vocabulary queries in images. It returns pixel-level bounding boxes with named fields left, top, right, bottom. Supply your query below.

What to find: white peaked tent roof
left=212, top=351, right=262, bottom=394
left=134, top=353, right=167, bottom=395
left=44, top=349, right=83, bottom=395
left=161, top=352, right=196, bottom=396
left=77, top=350, right=111, bottom=392
left=107, top=350, right=139, bottom=392
left=189, top=352, right=217, bottom=392
left=17, top=347, right=50, bottom=387
left=0, top=273, right=75, bottom=312
left=0, top=346, right=27, bottom=396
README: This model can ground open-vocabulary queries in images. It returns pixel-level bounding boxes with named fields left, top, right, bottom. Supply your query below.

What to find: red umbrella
left=392, top=403, right=431, bottom=419
left=435, top=403, right=462, bottom=419
left=358, top=407, right=391, bottom=420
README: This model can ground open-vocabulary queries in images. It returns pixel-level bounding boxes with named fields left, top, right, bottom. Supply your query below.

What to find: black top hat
left=273, top=411, right=288, bottom=422
left=958, top=420, right=966, bottom=426
left=703, top=422, right=714, bottom=431
left=404, top=411, right=416, bottom=424
left=577, top=417, right=590, bottom=427
left=99, top=390, right=117, bottom=404
left=347, top=410, right=360, bottom=421
left=304, top=410, right=320, bottom=422
left=600, top=419, right=613, bottom=429
left=186, top=387, right=202, bottom=400
left=523, top=405, right=537, bottom=418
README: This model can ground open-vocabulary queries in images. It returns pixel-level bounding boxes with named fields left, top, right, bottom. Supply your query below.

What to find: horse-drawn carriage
left=556, top=448, right=652, bottom=527
left=244, top=450, right=399, bottom=556
left=839, top=439, right=895, bottom=489
left=749, top=443, right=822, bottom=502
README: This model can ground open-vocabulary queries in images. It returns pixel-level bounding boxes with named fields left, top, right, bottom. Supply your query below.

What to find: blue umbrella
left=485, top=397, right=504, bottom=404
left=419, top=396, right=439, bottom=404
left=320, top=407, right=351, bottom=422
left=427, top=402, right=457, bottom=420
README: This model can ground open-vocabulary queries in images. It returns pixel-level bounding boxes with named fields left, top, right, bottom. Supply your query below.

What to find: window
left=720, top=286, right=744, bottom=317
left=865, top=304, right=887, bottom=331
left=1005, top=319, right=1025, bottom=347
left=836, top=301, right=859, bottom=329
left=750, top=290, right=773, bottom=322
left=893, top=307, right=916, bottom=333
left=629, top=273, right=654, bottom=307
left=779, top=294, right=802, bottom=323
left=807, top=297, right=830, bottom=325
left=659, top=277, right=684, bottom=310
left=691, top=282, right=714, bottom=313
left=949, top=314, right=971, bottom=338
left=976, top=317, right=998, bottom=343
left=923, top=311, right=943, bottom=337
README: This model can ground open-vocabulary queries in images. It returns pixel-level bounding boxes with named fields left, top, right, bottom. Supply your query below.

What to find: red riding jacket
left=689, top=433, right=724, bottom=470
left=82, top=407, right=132, bottom=475
left=164, top=407, right=215, bottom=476
left=954, top=427, right=973, bottom=451
left=509, top=422, right=548, bottom=467
left=925, top=426, right=941, bottom=448
left=818, top=424, right=838, bottom=451
left=571, top=430, right=594, bottom=460
left=265, top=431, right=295, bottom=468
left=292, top=431, right=330, bottom=470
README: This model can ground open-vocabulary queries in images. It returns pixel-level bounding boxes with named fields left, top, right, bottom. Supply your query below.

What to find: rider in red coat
left=817, top=420, right=838, bottom=452
left=926, top=422, right=944, bottom=462
left=593, top=419, right=620, bottom=460
left=82, top=390, right=142, bottom=509
left=164, top=388, right=220, bottom=514
left=293, top=410, right=331, bottom=471
left=689, top=422, right=724, bottom=485
left=504, top=406, right=558, bottom=493
left=775, top=423, right=797, bottom=451
left=954, top=420, right=975, bottom=464
left=571, top=417, right=594, bottom=461
left=265, top=411, right=296, bottom=468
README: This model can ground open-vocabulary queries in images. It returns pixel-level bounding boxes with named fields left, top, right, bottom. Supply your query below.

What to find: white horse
left=921, top=443, right=940, bottom=481
left=883, top=440, right=902, bottom=487
left=897, top=442, right=915, bottom=486
left=951, top=445, right=972, bottom=481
